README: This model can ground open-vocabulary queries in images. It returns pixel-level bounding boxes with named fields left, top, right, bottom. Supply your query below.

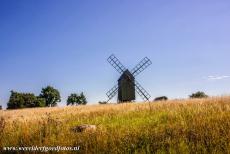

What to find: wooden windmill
left=106, top=54, right=152, bottom=103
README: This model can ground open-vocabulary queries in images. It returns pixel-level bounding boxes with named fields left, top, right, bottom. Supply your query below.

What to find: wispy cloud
left=207, top=75, right=230, bottom=80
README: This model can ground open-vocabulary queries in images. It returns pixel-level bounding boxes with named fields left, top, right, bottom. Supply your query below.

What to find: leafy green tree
left=7, top=91, right=46, bottom=109
left=7, top=91, right=20, bottom=109
left=67, top=94, right=80, bottom=106
left=39, top=86, right=61, bottom=107
left=80, top=92, right=87, bottom=105
left=67, top=92, right=87, bottom=106
left=22, top=93, right=37, bottom=108
left=35, top=97, right=46, bottom=107
left=189, top=91, right=208, bottom=99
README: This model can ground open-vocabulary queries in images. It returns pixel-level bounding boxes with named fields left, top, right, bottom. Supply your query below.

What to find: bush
left=98, top=101, right=107, bottom=104
left=189, top=91, right=208, bottom=99
left=154, top=96, right=168, bottom=101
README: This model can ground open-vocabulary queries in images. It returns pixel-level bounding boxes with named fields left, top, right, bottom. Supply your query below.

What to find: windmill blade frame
left=106, top=84, right=118, bottom=101
left=107, top=54, right=126, bottom=74
left=134, top=80, right=151, bottom=101
left=131, top=57, right=152, bottom=77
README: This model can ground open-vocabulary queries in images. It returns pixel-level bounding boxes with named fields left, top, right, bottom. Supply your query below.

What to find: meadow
left=0, top=97, right=230, bottom=153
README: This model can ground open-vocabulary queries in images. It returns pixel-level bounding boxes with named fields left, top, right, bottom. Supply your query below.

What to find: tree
left=0, top=105, right=2, bottom=110
left=67, top=94, right=80, bottom=106
left=39, top=86, right=61, bottom=107
left=189, top=91, right=208, bottom=99
left=80, top=92, right=87, bottom=105
left=7, top=91, right=46, bottom=109
left=67, top=92, right=87, bottom=106
left=7, top=91, right=23, bottom=109
left=34, top=97, right=46, bottom=107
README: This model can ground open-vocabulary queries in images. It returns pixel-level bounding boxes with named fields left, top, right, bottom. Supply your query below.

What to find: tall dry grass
left=0, top=96, right=230, bottom=153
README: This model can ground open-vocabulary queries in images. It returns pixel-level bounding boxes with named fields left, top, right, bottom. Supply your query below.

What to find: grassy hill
left=0, top=97, right=230, bottom=153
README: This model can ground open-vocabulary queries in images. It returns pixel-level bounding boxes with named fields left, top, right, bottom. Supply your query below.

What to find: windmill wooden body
left=106, top=54, right=152, bottom=103
left=118, top=70, right=135, bottom=102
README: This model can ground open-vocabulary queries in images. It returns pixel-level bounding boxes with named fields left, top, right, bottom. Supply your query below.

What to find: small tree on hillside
left=80, top=92, right=87, bottom=105
left=39, top=86, right=61, bottom=107
left=67, top=92, right=87, bottom=106
left=67, top=94, right=80, bottom=106
left=189, top=91, right=208, bottom=99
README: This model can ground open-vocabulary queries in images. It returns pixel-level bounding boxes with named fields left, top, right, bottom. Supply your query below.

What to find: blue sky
left=0, top=0, right=230, bottom=108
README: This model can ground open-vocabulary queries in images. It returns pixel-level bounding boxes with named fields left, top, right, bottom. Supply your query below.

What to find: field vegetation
left=0, top=96, right=230, bottom=153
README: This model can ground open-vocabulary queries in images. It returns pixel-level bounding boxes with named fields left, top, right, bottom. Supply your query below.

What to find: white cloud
left=207, top=75, right=230, bottom=80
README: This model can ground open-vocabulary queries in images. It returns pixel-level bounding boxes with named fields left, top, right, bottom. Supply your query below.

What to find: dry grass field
left=0, top=97, right=230, bottom=153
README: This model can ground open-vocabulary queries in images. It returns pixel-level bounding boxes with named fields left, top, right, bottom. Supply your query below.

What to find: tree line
left=0, top=90, right=208, bottom=109
left=4, top=86, right=87, bottom=109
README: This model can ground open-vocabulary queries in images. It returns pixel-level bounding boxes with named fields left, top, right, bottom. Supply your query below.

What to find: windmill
left=106, top=54, right=152, bottom=103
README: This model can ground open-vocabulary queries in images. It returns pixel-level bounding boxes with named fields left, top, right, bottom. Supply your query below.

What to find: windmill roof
left=118, top=69, right=134, bottom=81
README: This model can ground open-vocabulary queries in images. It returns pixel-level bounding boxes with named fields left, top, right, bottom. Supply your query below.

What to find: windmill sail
left=107, top=54, right=126, bottom=74
left=106, top=84, right=118, bottom=101
left=131, top=57, right=152, bottom=77
left=134, top=80, right=151, bottom=101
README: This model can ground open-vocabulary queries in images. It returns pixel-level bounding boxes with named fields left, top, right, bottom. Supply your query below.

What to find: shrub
left=98, top=101, right=107, bottom=104
left=154, top=96, right=168, bottom=101
left=189, top=91, right=208, bottom=99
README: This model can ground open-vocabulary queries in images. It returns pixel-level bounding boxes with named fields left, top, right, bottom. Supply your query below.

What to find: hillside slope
left=0, top=97, right=230, bottom=153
